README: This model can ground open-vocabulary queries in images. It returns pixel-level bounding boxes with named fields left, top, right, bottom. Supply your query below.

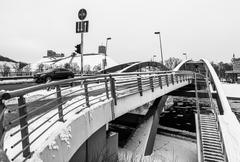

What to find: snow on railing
left=0, top=71, right=193, bottom=161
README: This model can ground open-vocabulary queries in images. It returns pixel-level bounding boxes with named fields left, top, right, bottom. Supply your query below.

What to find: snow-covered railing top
left=0, top=71, right=194, bottom=161
left=200, top=59, right=232, bottom=115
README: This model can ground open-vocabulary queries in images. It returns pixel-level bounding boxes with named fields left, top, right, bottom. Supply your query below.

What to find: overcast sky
left=0, top=0, right=240, bottom=64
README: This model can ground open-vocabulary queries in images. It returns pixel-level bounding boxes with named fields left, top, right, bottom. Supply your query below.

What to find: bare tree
left=36, top=63, right=44, bottom=72
left=83, top=64, right=91, bottom=74
left=93, top=64, right=102, bottom=72
left=165, top=57, right=182, bottom=70
left=0, top=64, right=11, bottom=76
left=64, top=63, right=71, bottom=69
left=23, top=64, right=32, bottom=75
left=12, top=63, right=22, bottom=75
left=70, top=63, right=80, bottom=73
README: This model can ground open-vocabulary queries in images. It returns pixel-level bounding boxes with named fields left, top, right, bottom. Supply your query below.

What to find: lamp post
left=183, top=53, right=187, bottom=60
left=182, top=53, right=187, bottom=70
left=154, top=32, right=164, bottom=65
left=104, top=37, right=111, bottom=71
left=152, top=55, right=157, bottom=62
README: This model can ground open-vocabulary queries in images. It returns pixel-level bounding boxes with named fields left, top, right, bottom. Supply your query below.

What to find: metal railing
left=0, top=71, right=193, bottom=161
left=205, top=75, right=228, bottom=162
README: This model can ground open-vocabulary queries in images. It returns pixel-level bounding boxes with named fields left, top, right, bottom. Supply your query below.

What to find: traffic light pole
left=81, top=27, right=84, bottom=76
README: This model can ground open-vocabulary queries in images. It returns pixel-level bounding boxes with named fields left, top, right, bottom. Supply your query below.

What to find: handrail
left=200, top=59, right=232, bottom=115
left=0, top=71, right=192, bottom=100
left=0, top=71, right=194, bottom=161
left=194, top=73, right=204, bottom=162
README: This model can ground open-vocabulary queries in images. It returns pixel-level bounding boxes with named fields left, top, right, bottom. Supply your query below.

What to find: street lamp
left=104, top=37, right=111, bottom=71
left=182, top=53, right=188, bottom=70
left=152, top=55, right=157, bottom=62
left=183, top=53, right=187, bottom=60
left=154, top=32, right=164, bottom=65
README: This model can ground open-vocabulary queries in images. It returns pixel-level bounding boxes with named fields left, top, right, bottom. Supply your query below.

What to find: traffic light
left=75, top=44, right=81, bottom=54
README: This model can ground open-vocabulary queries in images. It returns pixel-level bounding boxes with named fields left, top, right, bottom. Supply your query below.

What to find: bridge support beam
left=144, top=95, right=168, bottom=156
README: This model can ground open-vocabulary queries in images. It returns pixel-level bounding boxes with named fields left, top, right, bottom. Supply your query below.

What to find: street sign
left=78, top=9, right=87, bottom=20
left=76, top=21, right=89, bottom=33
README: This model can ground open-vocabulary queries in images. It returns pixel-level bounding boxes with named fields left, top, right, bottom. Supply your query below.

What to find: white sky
left=0, top=0, right=240, bottom=64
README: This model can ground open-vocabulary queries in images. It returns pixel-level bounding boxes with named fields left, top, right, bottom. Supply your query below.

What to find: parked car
left=34, top=68, right=74, bottom=83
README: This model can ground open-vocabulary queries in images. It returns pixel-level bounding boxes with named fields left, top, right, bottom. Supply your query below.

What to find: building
left=44, top=50, right=65, bottom=58
left=226, top=55, right=240, bottom=83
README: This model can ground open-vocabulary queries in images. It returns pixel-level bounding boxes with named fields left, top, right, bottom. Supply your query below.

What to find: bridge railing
left=0, top=71, right=193, bottom=161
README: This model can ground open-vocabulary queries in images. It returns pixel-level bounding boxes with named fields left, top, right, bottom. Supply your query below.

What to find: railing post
left=158, top=75, right=162, bottom=89
left=56, top=85, right=64, bottom=122
left=18, top=96, right=30, bottom=158
left=137, top=75, right=143, bottom=96
left=84, top=81, right=90, bottom=107
left=165, top=74, right=169, bottom=87
left=149, top=76, right=154, bottom=92
left=109, top=75, right=117, bottom=105
left=171, top=74, right=174, bottom=85
left=104, top=77, right=109, bottom=99
left=0, top=100, right=5, bottom=149
left=176, top=74, right=179, bottom=84
left=0, top=149, right=10, bottom=162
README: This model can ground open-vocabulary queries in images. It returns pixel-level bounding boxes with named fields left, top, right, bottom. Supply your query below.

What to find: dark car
left=34, top=68, right=74, bottom=83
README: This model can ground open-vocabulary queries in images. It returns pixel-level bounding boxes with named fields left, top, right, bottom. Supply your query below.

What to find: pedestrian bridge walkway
left=0, top=59, right=240, bottom=161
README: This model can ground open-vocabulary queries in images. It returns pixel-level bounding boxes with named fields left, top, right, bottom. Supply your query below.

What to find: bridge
left=0, top=59, right=239, bottom=161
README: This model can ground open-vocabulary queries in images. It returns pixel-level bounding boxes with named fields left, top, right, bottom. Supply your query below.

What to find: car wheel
left=45, top=76, right=52, bottom=83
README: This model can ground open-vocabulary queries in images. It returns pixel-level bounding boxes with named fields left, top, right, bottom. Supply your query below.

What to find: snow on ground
left=0, top=79, right=34, bottom=85
left=3, top=83, right=107, bottom=161
left=122, top=116, right=153, bottom=155
left=152, top=135, right=197, bottom=162
left=119, top=134, right=197, bottom=162
left=222, top=82, right=240, bottom=98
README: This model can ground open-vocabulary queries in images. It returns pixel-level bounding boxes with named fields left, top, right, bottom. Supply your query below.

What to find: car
left=33, top=68, right=74, bottom=83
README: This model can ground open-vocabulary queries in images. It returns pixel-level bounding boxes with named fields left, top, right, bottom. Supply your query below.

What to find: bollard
left=56, top=85, right=64, bottom=122
left=18, top=96, right=30, bottom=158
left=84, top=81, right=90, bottom=107
left=137, top=75, right=143, bottom=96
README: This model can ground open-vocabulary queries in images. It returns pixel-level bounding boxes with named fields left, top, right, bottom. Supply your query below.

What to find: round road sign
left=78, top=9, right=87, bottom=20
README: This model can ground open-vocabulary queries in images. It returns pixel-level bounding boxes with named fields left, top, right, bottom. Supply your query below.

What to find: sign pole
left=76, top=8, right=88, bottom=77
left=81, top=26, right=84, bottom=76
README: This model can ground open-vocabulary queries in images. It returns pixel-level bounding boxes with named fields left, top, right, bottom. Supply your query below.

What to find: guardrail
left=0, top=74, right=92, bottom=81
left=0, top=71, right=194, bottom=161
